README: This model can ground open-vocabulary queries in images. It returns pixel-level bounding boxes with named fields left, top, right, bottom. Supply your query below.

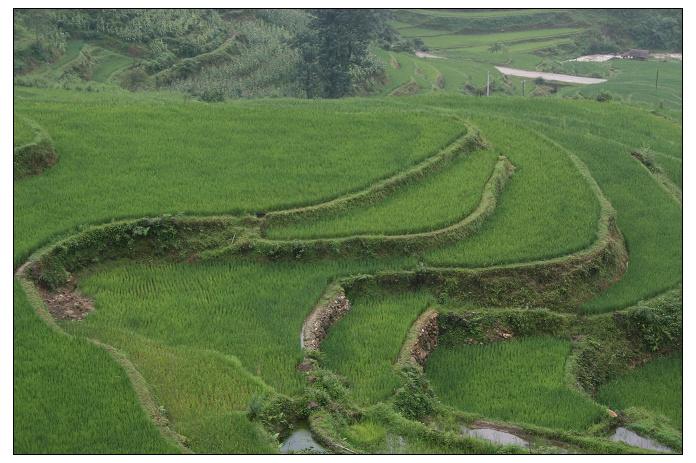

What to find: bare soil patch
left=415, top=51, right=444, bottom=59
left=302, top=291, right=351, bottom=350
left=40, top=284, right=94, bottom=321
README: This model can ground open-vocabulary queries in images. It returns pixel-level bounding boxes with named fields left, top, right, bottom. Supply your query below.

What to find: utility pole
left=655, top=68, right=659, bottom=89
left=486, top=71, right=490, bottom=97
left=522, top=80, right=525, bottom=96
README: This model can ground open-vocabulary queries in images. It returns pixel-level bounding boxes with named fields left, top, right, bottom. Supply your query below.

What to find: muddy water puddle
left=280, top=428, right=327, bottom=454
left=461, top=425, right=529, bottom=448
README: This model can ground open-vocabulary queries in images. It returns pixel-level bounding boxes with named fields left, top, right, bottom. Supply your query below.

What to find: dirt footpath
left=495, top=66, right=607, bottom=84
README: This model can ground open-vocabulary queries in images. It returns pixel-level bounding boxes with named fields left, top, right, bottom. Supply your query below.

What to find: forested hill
left=14, top=9, right=682, bottom=101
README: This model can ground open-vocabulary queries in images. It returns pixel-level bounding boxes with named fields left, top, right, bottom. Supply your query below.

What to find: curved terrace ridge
left=250, top=155, right=515, bottom=257
left=262, top=123, right=485, bottom=225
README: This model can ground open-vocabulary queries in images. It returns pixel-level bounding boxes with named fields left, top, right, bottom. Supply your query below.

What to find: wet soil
left=40, top=285, right=94, bottom=321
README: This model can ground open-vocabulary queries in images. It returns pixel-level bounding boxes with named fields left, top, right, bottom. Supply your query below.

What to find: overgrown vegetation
left=14, top=9, right=395, bottom=100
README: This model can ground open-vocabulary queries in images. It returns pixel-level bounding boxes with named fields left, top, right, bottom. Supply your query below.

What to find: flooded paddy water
left=460, top=425, right=529, bottom=448
left=280, top=427, right=327, bottom=454
left=610, top=427, right=673, bottom=453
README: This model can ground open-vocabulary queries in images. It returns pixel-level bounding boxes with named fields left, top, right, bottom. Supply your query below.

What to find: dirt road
left=495, top=66, right=607, bottom=84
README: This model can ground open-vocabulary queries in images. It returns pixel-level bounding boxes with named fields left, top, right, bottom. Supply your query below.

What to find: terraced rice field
left=413, top=28, right=582, bottom=51
left=13, top=88, right=462, bottom=264
left=14, top=84, right=681, bottom=454
left=426, top=337, right=607, bottom=431
left=88, top=46, right=133, bottom=83
left=557, top=59, right=683, bottom=119
left=13, top=281, right=179, bottom=454
left=322, top=291, right=433, bottom=404
left=267, top=149, right=498, bottom=239
left=597, top=355, right=682, bottom=429
left=16, top=40, right=133, bottom=85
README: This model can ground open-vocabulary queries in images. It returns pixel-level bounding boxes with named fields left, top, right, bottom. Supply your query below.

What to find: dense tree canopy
left=294, top=9, right=388, bottom=98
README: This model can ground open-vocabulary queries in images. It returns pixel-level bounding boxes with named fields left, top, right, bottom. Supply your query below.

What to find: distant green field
left=557, top=59, right=683, bottom=119
left=42, top=40, right=86, bottom=75
left=401, top=8, right=569, bottom=19
left=89, top=47, right=133, bottom=82
left=418, top=28, right=582, bottom=50
left=427, top=336, right=607, bottom=431
left=384, top=9, right=682, bottom=118
left=26, top=40, right=86, bottom=82
left=597, top=354, right=682, bottom=429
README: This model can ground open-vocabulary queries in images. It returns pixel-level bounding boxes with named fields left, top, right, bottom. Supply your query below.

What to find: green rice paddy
left=597, top=355, right=682, bottom=429
left=426, top=336, right=607, bottom=431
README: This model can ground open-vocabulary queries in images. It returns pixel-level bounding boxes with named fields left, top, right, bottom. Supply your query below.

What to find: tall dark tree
left=294, top=9, right=386, bottom=98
